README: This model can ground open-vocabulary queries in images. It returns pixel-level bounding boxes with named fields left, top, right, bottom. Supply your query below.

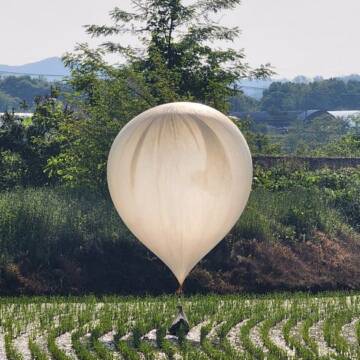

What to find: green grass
left=0, top=185, right=348, bottom=263
left=237, top=187, right=343, bottom=243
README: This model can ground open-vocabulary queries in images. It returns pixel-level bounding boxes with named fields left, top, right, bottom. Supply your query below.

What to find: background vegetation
left=0, top=76, right=55, bottom=111
left=1, top=165, right=360, bottom=295
left=261, top=79, right=360, bottom=112
left=230, top=77, right=360, bottom=113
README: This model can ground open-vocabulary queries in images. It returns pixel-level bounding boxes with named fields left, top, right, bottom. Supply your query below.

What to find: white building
left=0, top=112, right=33, bottom=118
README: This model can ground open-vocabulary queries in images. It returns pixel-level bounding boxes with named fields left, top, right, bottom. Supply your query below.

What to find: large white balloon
left=107, top=102, right=252, bottom=285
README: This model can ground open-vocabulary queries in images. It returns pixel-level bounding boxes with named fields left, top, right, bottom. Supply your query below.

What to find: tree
left=312, top=133, right=360, bottom=157
left=48, top=0, right=272, bottom=188
left=283, top=114, right=350, bottom=154
left=261, top=78, right=360, bottom=113
left=311, top=115, right=360, bottom=157
left=47, top=47, right=151, bottom=189
left=0, top=86, right=73, bottom=188
left=83, top=0, right=272, bottom=113
left=0, top=150, right=26, bottom=190
left=19, top=100, right=29, bottom=112
left=230, top=93, right=260, bottom=112
left=0, top=90, right=19, bottom=112
left=0, top=76, right=52, bottom=110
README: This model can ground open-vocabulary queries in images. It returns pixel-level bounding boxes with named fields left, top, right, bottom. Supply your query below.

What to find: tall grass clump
left=237, top=187, right=344, bottom=243
left=0, top=187, right=130, bottom=265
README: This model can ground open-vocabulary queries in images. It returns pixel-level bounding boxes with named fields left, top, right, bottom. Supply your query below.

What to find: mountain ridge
left=0, top=57, right=69, bottom=77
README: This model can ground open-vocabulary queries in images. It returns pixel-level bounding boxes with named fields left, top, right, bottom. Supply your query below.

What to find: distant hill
left=0, top=57, right=69, bottom=79
left=240, top=75, right=360, bottom=99
left=0, top=76, right=53, bottom=112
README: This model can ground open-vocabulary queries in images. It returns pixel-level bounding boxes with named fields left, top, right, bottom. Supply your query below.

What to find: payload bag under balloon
left=107, top=102, right=252, bottom=285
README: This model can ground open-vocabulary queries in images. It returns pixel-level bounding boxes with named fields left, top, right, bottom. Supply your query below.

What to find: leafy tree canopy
left=0, top=87, right=67, bottom=189
left=76, top=0, right=273, bottom=112
left=0, top=76, right=53, bottom=111
left=47, top=0, right=272, bottom=188
left=261, top=78, right=360, bottom=112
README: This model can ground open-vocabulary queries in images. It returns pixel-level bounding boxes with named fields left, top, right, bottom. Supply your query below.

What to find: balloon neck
left=176, top=283, right=184, bottom=296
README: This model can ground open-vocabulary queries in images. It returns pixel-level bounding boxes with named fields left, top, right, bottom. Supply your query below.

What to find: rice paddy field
left=0, top=292, right=359, bottom=360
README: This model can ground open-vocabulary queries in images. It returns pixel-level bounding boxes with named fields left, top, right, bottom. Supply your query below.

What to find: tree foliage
left=0, top=76, right=53, bottom=111
left=46, top=0, right=272, bottom=188
left=282, top=114, right=351, bottom=154
left=261, top=79, right=360, bottom=112
left=230, top=93, right=260, bottom=112
left=0, top=88, right=67, bottom=189
left=45, top=47, right=151, bottom=188
left=82, top=0, right=272, bottom=112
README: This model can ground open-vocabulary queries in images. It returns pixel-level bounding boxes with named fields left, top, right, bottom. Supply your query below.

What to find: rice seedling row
left=0, top=293, right=359, bottom=359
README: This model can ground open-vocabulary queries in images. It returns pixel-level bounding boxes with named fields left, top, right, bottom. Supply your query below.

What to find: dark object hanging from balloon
left=169, top=305, right=190, bottom=336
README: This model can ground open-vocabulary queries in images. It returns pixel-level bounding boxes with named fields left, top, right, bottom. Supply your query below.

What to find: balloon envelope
left=107, top=102, right=252, bottom=285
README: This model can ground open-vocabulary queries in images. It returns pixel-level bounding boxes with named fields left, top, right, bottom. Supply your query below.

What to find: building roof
left=328, top=110, right=360, bottom=119
left=296, top=110, right=329, bottom=122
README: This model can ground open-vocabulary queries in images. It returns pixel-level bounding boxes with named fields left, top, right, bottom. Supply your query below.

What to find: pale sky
left=2, top=0, right=360, bottom=78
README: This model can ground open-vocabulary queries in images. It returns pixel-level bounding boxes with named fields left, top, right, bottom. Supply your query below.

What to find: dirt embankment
left=188, top=231, right=360, bottom=293
left=2, top=231, right=360, bottom=295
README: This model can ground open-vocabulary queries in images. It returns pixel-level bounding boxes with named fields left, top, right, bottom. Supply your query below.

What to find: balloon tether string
left=176, top=283, right=184, bottom=296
